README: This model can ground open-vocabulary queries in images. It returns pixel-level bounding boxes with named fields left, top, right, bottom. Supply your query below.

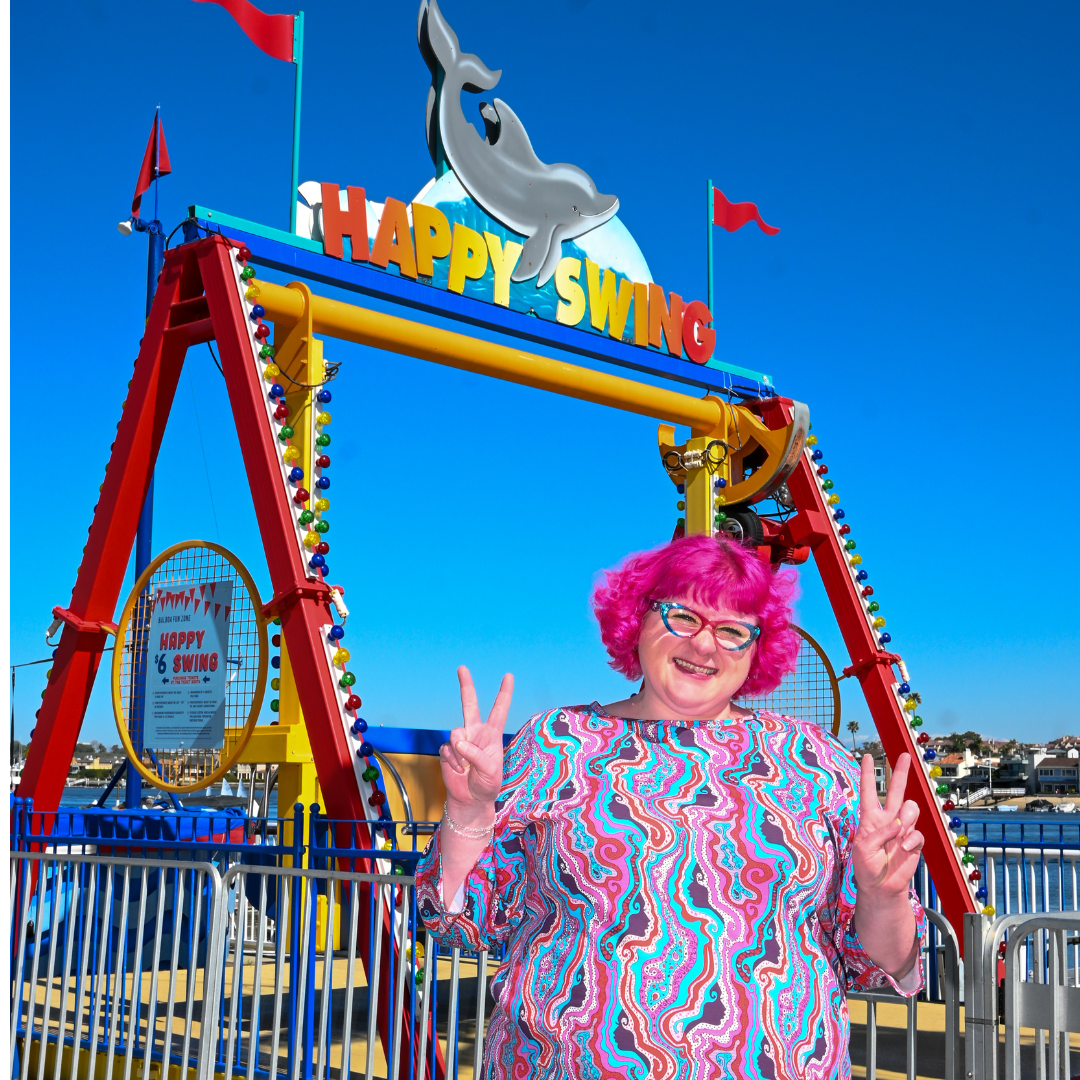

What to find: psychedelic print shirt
left=415, top=704, right=926, bottom=1080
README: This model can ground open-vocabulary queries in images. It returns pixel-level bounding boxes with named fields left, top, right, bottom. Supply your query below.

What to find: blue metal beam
left=189, top=205, right=777, bottom=398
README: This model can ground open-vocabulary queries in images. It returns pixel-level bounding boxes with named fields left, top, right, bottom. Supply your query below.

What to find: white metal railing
left=967, top=909, right=1080, bottom=1080
left=10, top=851, right=224, bottom=1080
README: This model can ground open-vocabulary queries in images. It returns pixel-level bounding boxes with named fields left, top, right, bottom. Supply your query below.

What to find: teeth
left=674, top=658, right=717, bottom=676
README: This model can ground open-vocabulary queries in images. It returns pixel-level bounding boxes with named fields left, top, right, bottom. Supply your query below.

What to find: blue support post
left=126, top=221, right=165, bottom=809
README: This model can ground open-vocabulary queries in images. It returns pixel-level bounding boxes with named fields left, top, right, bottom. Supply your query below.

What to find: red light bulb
left=293, top=488, right=310, bottom=505
left=237, top=245, right=251, bottom=263
left=969, top=869, right=982, bottom=882
left=316, top=454, right=331, bottom=468
left=274, top=403, right=290, bottom=421
left=316, top=541, right=329, bottom=555
left=346, top=694, right=362, bottom=710
left=916, top=733, right=930, bottom=745
left=838, top=524, right=851, bottom=536
left=861, top=586, right=874, bottom=598
left=254, top=322, right=271, bottom=341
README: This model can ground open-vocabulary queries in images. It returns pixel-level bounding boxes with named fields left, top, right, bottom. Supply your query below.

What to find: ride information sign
left=145, top=581, right=232, bottom=749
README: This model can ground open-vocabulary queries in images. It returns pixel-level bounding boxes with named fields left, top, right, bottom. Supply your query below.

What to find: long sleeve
left=816, top=737, right=927, bottom=997
left=415, top=720, right=539, bottom=952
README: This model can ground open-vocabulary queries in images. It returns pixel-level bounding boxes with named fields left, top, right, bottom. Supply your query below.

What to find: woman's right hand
left=439, top=667, right=513, bottom=821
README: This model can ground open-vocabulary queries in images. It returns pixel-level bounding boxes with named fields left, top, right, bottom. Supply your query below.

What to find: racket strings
left=741, top=630, right=840, bottom=736
left=117, top=545, right=262, bottom=789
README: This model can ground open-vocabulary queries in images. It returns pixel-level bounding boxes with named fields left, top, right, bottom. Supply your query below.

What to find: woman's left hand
left=851, top=753, right=925, bottom=899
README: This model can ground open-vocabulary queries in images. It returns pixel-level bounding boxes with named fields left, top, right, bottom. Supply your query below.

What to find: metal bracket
left=261, top=583, right=332, bottom=622
left=47, top=606, right=118, bottom=644
left=840, top=651, right=902, bottom=681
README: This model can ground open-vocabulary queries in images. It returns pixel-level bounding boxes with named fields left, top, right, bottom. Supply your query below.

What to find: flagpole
left=131, top=104, right=166, bottom=811
left=706, top=178, right=714, bottom=324
left=289, top=11, right=304, bottom=234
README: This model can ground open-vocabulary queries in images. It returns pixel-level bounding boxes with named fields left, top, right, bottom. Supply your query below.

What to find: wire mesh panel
left=113, top=541, right=266, bottom=793
left=739, top=626, right=841, bottom=736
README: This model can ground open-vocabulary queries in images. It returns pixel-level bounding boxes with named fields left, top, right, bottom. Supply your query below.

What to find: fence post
left=965, top=912, right=998, bottom=1080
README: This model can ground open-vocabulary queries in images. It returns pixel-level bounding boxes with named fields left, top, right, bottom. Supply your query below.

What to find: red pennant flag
left=712, top=188, right=779, bottom=236
left=214, top=604, right=221, bottom=619
left=193, top=0, right=295, bottom=62
left=131, top=111, right=172, bottom=217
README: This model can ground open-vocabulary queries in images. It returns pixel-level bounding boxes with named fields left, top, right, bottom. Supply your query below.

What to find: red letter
left=159, top=633, right=169, bottom=650
left=182, top=654, right=194, bottom=671
left=681, top=301, right=715, bottom=365
left=173, top=655, right=181, bottom=673
left=321, top=184, right=368, bottom=262
left=196, top=630, right=205, bottom=649
left=200, top=653, right=209, bottom=671
left=209, top=653, right=219, bottom=672
left=186, top=631, right=197, bottom=649
left=169, top=632, right=178, bottom=650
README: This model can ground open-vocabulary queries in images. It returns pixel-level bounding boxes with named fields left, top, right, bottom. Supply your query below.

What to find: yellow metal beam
left=257, top=280, right=725, bottom=436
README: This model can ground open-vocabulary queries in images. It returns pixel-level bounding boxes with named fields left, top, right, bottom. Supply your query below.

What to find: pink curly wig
left=592, top=534, right=801, bottom=697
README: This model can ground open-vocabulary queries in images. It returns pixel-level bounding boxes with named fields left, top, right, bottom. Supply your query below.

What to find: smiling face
left=634, top=594, right=759, bottom=722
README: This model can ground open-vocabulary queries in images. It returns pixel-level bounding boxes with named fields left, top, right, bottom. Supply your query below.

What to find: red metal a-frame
left=21, top=236, right=367, bottom=823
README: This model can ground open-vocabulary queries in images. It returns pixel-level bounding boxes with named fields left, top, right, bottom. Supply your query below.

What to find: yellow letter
left=554, top=257, right=586, bottom=326
left=484, top=232, right=523, bottom=307
left=368, top=197, right=417, bottom=279
left=446, top=223, right=489, bottom=294
left=412, top=202, right=452, bottom=277
left=585, top=259, right=634, bottom=339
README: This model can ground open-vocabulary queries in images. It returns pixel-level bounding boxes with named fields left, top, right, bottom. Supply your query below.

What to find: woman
left=416, top=535, right=925, bottom=1080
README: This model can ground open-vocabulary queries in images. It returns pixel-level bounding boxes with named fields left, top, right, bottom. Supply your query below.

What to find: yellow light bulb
left=245, top=285, right=261, bottom=301
left=806, top=435, right=818, bottom=446
left=849, top=554, right=863, bottom=566
left=303, top=532, right=319, bottom=548
left=315, top=498, right=330, bottom=511
left=827, top=494, right=840, bottom=506
left=263, top=363, right=280, bottom=379
left=872, top=616, right=886, bottom=629
left=316, top=411, right=332, bottom=425
left=929, top=766, right=942, bottom=778
left=333, top=648, right=351, bottom=665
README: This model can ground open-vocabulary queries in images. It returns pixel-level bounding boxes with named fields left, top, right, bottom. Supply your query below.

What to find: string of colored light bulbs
left=805, top=430, right=994, bottom=917
left=233, top=244, right=391, bottom=828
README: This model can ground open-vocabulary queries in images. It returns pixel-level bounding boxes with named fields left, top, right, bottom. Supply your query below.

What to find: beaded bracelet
left=443, top=801, right=494, bottom=841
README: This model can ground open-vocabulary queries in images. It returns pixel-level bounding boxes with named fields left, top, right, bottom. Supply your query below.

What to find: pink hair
left=591, top=534, right=800, bottom=697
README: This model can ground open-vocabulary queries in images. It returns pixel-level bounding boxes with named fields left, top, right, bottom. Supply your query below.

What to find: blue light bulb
left=289, top=467, right=304, bottom=482
left=898, top=681, right=911, bottom=695
left=329, top=625, right=345, bottom=640
left=317, top=389, right=332, bottom=403
left=250, top=304, right=265, bottom=320
left=879, top=632, right=892, bottom=645
left=316, top=476, right=330, bottom=490
left=271, top=656, right=280, bottom=669
left=310, top=554, right=326, bottom=568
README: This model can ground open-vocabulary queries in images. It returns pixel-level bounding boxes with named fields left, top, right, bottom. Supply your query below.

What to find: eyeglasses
left=649, top=601, right=761, bottom=652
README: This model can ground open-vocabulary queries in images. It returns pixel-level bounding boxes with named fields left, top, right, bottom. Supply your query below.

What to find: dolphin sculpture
left=417, top=0, right=619, bottom=287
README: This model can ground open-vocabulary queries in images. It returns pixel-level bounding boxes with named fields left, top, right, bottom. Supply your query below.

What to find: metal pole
left=126, top=211, right=165, bottom=809
left=289, top=13, right=304, bottom=235
left=706, top=178, right=714, bottom=323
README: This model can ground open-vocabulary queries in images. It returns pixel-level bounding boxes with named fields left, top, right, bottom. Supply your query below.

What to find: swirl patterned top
left=416, top=704, right=925, bottom=1080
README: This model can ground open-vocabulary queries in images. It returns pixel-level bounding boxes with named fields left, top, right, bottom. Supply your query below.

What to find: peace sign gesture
left=851, top=753, right=925, bottom=899
left=439, top=667, right=514, bottom=818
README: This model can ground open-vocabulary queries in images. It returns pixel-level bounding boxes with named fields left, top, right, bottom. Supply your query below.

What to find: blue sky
left=11, top=0, right=1079, bottom=748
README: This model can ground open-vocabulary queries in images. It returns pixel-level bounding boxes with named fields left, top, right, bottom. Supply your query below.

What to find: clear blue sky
left=11, top=0, right=1079, bottom=748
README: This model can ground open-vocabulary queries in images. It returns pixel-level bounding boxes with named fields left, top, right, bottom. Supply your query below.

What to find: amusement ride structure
left=11, top=3, right=993, bottom=1079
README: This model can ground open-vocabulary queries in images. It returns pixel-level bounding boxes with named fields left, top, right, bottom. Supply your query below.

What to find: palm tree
left=946, top=732, right=966, bottom=754
left=847, top=720, right=860, bottom=751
